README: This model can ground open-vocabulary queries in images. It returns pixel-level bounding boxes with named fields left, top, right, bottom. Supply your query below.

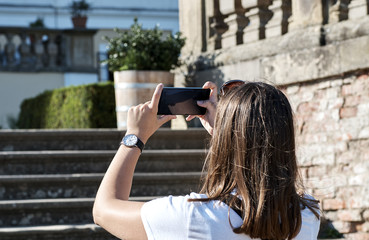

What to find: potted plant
left=29, top=17, right=45, bottom=28
left=69, top=0, right=90, bottom=28
left=104, top=18, right=185, bottom=129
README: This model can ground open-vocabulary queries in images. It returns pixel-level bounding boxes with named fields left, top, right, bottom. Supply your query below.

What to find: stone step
left=0, top=172, right=202, bottom=200
left=0, top=129, right=209, bottom=151
left=0, top=149, right=206, bottom=175
left=0, top=224, right=118, bottom=240
left=0, top=197, right=157, bottom=228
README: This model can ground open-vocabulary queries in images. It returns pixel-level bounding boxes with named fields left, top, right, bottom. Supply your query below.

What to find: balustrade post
left=19, top=32, right=31, bottom=69
left=47, top=33, right=58, bottom=69
left=242, top=0, right=273, bottom=43
left=208, top=0, right=228, bottom=50
left=328, top=0, right=350, bottom=23
left=348, top=0, right=368, bottom=19
left=0, top=40, right=2, bottom=68
left=265, top=0, right=291, bottom=38
left=4, top=33, right=16, bottom=68
left=219, top=0, right=248, bottom=48
left=33, top=33, right=45, bottom=69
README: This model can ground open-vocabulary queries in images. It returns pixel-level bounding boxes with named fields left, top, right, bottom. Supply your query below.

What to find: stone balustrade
left=0, top=27, right=97, bottom=72
left=197, top=0, right=369, bottom=51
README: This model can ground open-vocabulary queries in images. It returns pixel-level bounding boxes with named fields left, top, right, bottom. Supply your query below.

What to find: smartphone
left=158, top=87, right=210, bottom=115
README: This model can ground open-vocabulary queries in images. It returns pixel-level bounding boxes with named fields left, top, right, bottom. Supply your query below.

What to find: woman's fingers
left=158, top=115, right=177, bottom=126
left=186, top=115, right=196, bottom=121
left=149, top=83, right=163, bottom=110
left=202, top=81, right=218, bottom=102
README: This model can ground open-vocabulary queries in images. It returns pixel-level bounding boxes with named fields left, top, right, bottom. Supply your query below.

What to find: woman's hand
left=186, top=81, right=218, bottom=135
left=126, top=83, right=177, bottom=143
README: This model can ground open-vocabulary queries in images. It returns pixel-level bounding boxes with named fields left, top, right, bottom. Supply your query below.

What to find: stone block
left=364, top=210, right=369, bottom=221
left=220, top=59, right=261, bottom=81
left=325, top=16, right=369, bottom=44
left=323, top=198, right=346, bottom=210
left=339, top=36, right=369, bottom=74
left=345, top=232, right=369, bottom=240
left=337, top=209, right=363, bottom=222
left=359, top=127, right=369, bottom=139
left=358, top=103, right=369, bottom=117
left=332, top=221, right=354, bottom=233
left=340, top=107, right=358, bottom=119
left=345, top=95, right=361, bottom=107
left=261, top=44, right=340, bottom=85
left=360, top=223, right=369, bottom=232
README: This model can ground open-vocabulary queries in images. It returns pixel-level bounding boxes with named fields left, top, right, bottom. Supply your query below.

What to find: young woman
left=93, top=80, right=320, bottom=240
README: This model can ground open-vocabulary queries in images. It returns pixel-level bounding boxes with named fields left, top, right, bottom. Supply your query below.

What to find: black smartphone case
left=158, top=87, right=210, bottom=115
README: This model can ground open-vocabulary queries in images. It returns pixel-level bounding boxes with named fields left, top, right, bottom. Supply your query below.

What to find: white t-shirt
left=141, top=192, right=320, bottom=240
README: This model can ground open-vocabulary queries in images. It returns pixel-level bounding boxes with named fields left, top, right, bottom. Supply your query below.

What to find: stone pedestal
left=64, top=29, right=97, bottom=72
left=348, top=0, right=368, bottom=20
left=179, top=0, right=205, bottom=55
left=289, top=0, right=323, bottom=29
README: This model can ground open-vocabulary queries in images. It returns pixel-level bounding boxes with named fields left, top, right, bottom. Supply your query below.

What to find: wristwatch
left=121, top=134, right=145, bottom=152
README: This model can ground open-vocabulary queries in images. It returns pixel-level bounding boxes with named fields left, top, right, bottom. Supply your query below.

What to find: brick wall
left=285, top=71, right=369, bottom=239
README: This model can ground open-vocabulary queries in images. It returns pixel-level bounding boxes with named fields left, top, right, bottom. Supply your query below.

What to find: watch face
left=124, top=134, right=138, bottom=147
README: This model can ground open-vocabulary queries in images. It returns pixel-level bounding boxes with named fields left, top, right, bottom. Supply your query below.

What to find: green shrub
left=18, top=82, right=116, bottom=129
left=104, top=18, right=186, bottom=72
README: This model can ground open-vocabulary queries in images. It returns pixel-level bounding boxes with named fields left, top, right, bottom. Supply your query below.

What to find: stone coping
left=0, top=172, right=203, bottom=183
left=0, top=149, right=206, bottom=158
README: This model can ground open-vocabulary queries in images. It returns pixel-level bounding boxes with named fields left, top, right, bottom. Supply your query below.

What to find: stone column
left=207, top=0, right=228, bottom=50
left=4, top=33, right=16, bottom=68
left=219, top=0, right=248, bottom=48
left=242, top=0, right=273, bottom=43
left=289, top=0, right=324, bottom=29
left=265, top=0, right=291, bottom=38
left=329, top=0, right=350, bottom=23
left=348, top=0, right=368, bottom=20
left=33, top=33, right=45, bottom=69
left=18, top=32, right=31, bottom=69
left=179, top=0, right=205, bottom=55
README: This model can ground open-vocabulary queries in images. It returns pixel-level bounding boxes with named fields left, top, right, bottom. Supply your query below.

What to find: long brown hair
left=191, top=82, right=319, bottom=239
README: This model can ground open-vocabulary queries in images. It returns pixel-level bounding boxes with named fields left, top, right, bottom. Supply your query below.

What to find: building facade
left=0, top=0, right=179, bottom=129
left=177, top=0, right=369, bottom=238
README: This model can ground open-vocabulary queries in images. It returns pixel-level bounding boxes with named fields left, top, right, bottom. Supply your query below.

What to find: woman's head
left=201, top=81, right=306, bottom=239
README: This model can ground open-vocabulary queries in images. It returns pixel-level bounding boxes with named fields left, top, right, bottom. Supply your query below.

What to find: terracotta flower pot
left=114, top=70, right=174, bottom=129
left=72, top=16, right=87, bottom=28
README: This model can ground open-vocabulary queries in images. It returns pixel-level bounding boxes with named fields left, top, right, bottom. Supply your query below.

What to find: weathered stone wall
left=177, top=0, right=369, bottom=238
left=287, top=71, right=369, bottom=239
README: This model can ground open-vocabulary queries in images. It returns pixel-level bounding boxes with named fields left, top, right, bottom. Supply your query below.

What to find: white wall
left=0, top=0, right=180, bottom=128
left=0, top=72, right=64, bottom=129
left=64, top=73, right=98, bottom=86
left=0, top=0, right=179, bottom=32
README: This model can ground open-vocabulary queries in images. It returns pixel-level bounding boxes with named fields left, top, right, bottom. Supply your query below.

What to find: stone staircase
left=0, top=129, right=208, bottom=240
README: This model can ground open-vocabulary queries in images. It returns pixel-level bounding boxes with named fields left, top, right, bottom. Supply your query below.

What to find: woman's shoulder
left=294, top=194, right=321, bottom=239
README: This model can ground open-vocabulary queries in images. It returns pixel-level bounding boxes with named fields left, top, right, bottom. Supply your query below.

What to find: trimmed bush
left=18, top=82, right=116, bottom=129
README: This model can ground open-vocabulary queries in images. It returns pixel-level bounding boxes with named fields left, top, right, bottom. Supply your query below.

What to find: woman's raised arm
left=92, top=84, right=176, bottom=240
